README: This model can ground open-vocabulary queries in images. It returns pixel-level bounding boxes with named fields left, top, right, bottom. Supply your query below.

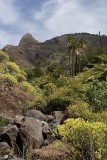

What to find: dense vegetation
left=0, top=34, right=107, bottom=160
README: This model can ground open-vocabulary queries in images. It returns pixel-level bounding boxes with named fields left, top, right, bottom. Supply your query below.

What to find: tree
left=78, top=37, right=87, bottom=73
left=67, top=36, right=86, bottom=76
left=67, top=36, right=78, bottom=77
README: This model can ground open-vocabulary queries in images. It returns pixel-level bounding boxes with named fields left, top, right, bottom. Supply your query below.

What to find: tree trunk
left=69, top=51, right=72, bottom=75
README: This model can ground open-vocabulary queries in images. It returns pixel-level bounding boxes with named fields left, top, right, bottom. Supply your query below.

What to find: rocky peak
left=19, top=33, right=39, bottom=47
left=2, top=44, right=13, bottom=52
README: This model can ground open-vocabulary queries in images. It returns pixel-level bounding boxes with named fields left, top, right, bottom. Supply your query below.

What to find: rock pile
left=0, top=110, right=66, bottom=159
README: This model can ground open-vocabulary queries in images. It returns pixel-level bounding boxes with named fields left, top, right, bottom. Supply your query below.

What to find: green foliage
left=20, top=81, right=36, bottom=94
left=55, top=75, right=70, bottom=87
left=68, top=101, right=92, bottom=120
left=26, top=67, right=44, bottom=80
left=58, top=118, right=107, bottom=160
left=47, top=62, right=65, bottom=76
left=85, top=81, right=107, bottom=112
left=44, top=83, right=56, bottom=96
left=0, top=50, right=9, bottom=62
left=15, top=73, right=26, bottom=82
left=0, top=74, right=18, bottom=84
left=6, top=62, right=20, bottom=74
left=0, top=117, right=8, bottom=127
left=68, top=101, right=103, bottom=122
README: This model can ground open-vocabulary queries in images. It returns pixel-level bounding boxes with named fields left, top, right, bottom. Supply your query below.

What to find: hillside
left=0, top=33, right=107, bottom=160
left=2, top=33, right=107, bottom=69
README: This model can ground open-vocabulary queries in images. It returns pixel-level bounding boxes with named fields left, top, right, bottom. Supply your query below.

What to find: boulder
left=53, top=111, right=65, bottom=122
left=52, top=111, right=65, bottom=128
left=14, top=115, right=25, bottom=127
left=1, top=125, right=18, bottom=149
left=42, top=121, right=51, bottom=135
left=19, top=117, right=43, bottom=149
left=25, top=110, right=47, bottom=121
left=46, top=115, right=54, bottom=121
left=0, top=142, right=10, bottom=157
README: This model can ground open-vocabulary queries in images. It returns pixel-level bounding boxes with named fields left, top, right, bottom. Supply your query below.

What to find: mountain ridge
left=2, top=32, right=107, bottom=69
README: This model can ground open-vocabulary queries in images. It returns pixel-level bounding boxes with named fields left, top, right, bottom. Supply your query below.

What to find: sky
left=0, top=0, right=107, bottom=48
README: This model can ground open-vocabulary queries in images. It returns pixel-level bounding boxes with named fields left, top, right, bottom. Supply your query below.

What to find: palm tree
left=67, top=36, right=72, bottom=75
left=67, top=36, right=87, bottom=76
left=78, top=37, right=87, bottom=73
left=67, top=36, right=78, bottom=77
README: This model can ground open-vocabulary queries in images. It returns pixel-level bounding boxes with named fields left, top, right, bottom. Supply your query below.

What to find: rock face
left=19, top=117, right=43, bottom=149
left=25, top=110, right=48, bottom=121
left=2, top=33, right=67, bottom=68
left=19, top=33, right=38, bottom=47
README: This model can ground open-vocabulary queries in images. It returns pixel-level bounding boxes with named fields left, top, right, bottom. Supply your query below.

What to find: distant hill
left=2, top=33, right=107, bottom=69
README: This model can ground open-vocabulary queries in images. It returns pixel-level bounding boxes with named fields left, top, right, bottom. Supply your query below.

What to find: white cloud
left=0, top=0, right=19, bottom=25
left=0, top=30, right=21, bottom=48
left=0, top=0, right=107, bottom=48
left=33, top=0, right=107, bottom=38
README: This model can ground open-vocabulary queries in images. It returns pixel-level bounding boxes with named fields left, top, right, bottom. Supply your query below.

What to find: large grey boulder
left=1, top=125, right=18, bottom=148
left=19, top=117, right=43, bottom=149
left=25, top=110, right=47, bottom=121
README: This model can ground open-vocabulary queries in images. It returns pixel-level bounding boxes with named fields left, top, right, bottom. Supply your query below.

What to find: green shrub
left=0, top=50, right=9, bottom=62
left=26, top=89, right=47, bottom=111
left=20, top=81, right=35, bottom=94
left=68, top=101, right=103, bottom=122
left=85, top=81, right=107, bottom=112
left=46, top=97, right=70, bottom=113
left=15, top=73, right=26, bottom=82
left=0, top=118, right=8, bottom=127
left=26, top=67, right=44, bottom=80
left=58, top=118, right=107, bottom=160
left=6, top=62, right=20, bottom=74
left=68, top=101, right=92, bottom=120
left=44, top=83, right=56, bottom=96
left=0, top=74, right=18, bottom=84
left=55, top=75, right=70, bottom=87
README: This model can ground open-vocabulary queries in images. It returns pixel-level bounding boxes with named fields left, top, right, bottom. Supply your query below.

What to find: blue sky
left=0, top=0, right=107, bottom=48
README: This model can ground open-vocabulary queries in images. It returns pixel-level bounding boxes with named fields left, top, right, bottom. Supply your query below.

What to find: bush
left=0, top=74, right=18, bottom=84
left=0, top=50, right=9, bottom=62
left=55, top=75, right=70, bottom=87
left=68, top=101, right=103, bottom=122
left=44, top=83, right=56, bottom=96
left=68, top=101, right=92, bottom=120
left=20, top=81, right=35, bottom=94
left=26, top=67, right=44, bottom=80
left=85, top=81, right=107, bottom=112
left=0, top=117, right=8, bottom=127
left=27, top=93, right=47, bottom=111
left=58, top=118, right=107, bottom=160
left=6, top=62, right=20, bottom=74
left=46, top=97, right=70, bottom=113
left=15, top=73, right=26, bottom=82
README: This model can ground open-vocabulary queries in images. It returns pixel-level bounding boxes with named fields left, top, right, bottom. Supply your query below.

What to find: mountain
left=2, top=33, right=107, bottom=69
